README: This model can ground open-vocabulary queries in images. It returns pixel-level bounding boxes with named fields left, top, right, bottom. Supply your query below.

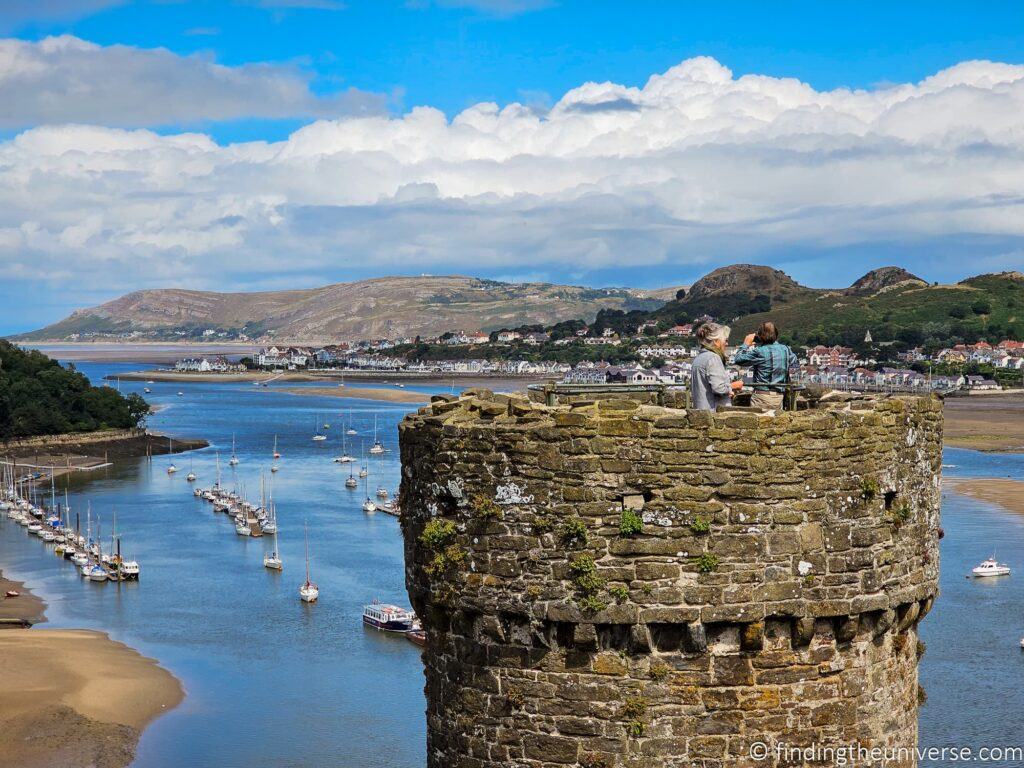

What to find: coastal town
left=172, top=328, right=1024, bottom=392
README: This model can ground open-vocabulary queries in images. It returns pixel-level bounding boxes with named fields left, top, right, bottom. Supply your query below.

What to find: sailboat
left=229, top=434, right=240, bottom=466
left=186, top=457, right=197, bottom=482
left=263, top=486, right=282, bottom=569
left=299, top=522, right=318, bottom=602
left=333, top=420, right=354, bottom=464
left=345, top=463, right=358, bottom=489
left=312, top=415, right=327, bottom=442
left=166, top=437, right=177, bottom=473
left=273, top=435, right=281, bottom=459
left=369, top=416, right=385, bottom=455
left=345, top=411, right=357, bottom=436
left=362, top=472, right=376, bottom=513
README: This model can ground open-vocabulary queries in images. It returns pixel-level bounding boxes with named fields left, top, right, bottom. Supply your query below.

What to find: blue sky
left=1, top=1, right=1023, bottom=333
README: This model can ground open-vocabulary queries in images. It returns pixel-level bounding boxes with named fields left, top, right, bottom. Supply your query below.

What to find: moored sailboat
left=299, top=522, right=318, bottom=602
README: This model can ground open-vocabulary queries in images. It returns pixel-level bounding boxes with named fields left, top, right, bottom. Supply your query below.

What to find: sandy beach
left=0, top=628, right=183, bottom=768
left=943, top=393, right=1024, bottom=452
left=0, top=570, right=46, bottom=626
left=281, top=385, right=432, bottom=404
left=945, top=477, right=1024, bottom=516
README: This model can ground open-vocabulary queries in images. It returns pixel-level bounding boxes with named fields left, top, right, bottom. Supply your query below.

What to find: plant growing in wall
left=620, top=695, right=648, bottom=737
left=689, top=516, right=711, bottom=535
left=619, top=509, right=643, bottom=537
left=569, top=553, right=607, bottom=613
left=609, top=584, right=629, bottom=604
left=693, top=553, right=719, bottom=573
left=890, top=502, right=912, bottom=528
left=419, top=519, right=467, bottom=603
left=860, top=477, right=879, bottom=501
left=560, top=515, right=588, bottom=548
left=648, top=661, right=670, bottom=681
left=471, top=493, right=503, bottom=521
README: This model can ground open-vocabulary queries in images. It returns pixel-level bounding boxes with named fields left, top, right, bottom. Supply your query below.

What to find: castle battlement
left=399, top=390, right=942, bottom=768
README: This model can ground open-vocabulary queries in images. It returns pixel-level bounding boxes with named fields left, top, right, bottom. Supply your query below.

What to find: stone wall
left=399, top=390, right=943, bottom=768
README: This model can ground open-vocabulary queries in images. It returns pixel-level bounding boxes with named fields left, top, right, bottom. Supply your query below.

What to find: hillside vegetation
left=18, top=276, right=664, bottom=343
left=650, top=266, right=1023, bottom=349
left=0, top=341, right=148, bottom=439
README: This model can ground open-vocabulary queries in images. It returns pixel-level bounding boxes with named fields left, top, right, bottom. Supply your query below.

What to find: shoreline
left=0, top=570, right=183, bottom=768
left=2, top=430, right=207, bottom=478
left=943, top=393, right=1024, bottom=452
left=280, top=385, right=432, bottom=404
left=106, top=368, right=555, bottom=385
left=944, top=477, right=1024, bottom=516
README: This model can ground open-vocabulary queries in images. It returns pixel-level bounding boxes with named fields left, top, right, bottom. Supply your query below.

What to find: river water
left=1, top=363, right=1022, bottom=767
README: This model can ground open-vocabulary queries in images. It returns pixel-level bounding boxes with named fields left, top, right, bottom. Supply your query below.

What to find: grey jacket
left=690, top=348, right=732, bottom=411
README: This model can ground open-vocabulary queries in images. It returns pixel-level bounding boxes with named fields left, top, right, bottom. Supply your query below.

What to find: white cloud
left=2, top=54, right=1024, bottom=311
left=0, top=35, right=386, bottom=129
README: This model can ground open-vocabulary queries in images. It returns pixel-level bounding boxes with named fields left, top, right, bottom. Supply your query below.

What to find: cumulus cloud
left=2, top=55, right=1024, bottom=311
left=0, top=35, right=386, bottom=129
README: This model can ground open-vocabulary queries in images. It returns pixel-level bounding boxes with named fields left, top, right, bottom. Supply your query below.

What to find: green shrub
left=569, top=553, right=606, bottom=612
left=649, top=661, right=670, bottom=681
left=689, top=516, right=711, bottom=535
left=860, top=477, right=879, bottom=501
left=578, top=594, right=608, bottom=613
left=471, top=494, right=502, bottom=521
left=693, top=553, right=719, bottom=573
left=560, top=516, right=588, bottom=548
left=621, top=695, right=648, bottom=737
left=532, top=513, right=554, bottom=534
left=891, top=503, right=912, bottom=527
left=420, top=519, right=457, bottom=550
left=619, top=509, right=644, bottom=537
left=609, top=584, right=629, bottom=604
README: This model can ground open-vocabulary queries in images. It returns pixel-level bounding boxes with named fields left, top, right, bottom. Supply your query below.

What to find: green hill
left=0, top=341, right=149, bottom=439
left=650, top=267, right=1023, bottom=349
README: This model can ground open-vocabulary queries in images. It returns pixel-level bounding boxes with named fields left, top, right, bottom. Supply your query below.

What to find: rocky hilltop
left=18, top=276, right=663, bottom=343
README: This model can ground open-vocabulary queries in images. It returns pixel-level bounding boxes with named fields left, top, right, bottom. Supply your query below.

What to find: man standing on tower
left=734, top=321, right=797, bottom=410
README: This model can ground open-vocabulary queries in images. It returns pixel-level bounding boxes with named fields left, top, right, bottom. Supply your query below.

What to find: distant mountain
left=17, top=276, right=665, bottom=343
left=651, top=265, right=1022, bottom=347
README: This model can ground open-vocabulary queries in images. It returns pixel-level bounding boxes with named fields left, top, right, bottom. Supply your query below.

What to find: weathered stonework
left=399, top=390, right=942, bottom=768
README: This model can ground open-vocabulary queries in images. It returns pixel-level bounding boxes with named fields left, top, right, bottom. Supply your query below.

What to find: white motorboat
left=72, top=551, right=89, bottom=566
left=235, top=520, right=252, bottom=536
left=362, top=601, right=415, bottom=633
left=120, top=560, right=140, bottom=580
left=86, top=564, right=109, bottom=582
left=193, top=486, right=203, bottom=497
left=177, top=391, right=184, bottom=397
left=42, top=530, right=56, bottom=542
left=376, top=487, right=388, bottom=499
left=271, top=464, right=279, bottom=473
left=358, top=466, right=368, bottom=478
left=972, top=558, right=1010, bottom=577
left=186, top=470, right=197, bottom=482
left=167, top=463, right=178, bottom=474
left=345, top=475, right=358, bottom=489
left=144, top=387, right=151, bottom=393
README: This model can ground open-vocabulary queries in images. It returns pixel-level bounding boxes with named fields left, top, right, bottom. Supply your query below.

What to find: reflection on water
left=3, top=365, right=1024, bottom=766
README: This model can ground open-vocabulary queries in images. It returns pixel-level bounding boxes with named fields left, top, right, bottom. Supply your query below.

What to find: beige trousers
left=751, top=391, right=784, bottom=410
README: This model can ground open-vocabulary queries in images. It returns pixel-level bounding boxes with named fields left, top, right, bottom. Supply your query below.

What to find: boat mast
left=304, top=521, right=311, bottom=586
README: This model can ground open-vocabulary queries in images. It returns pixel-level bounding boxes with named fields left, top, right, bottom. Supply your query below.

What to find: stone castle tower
left=399, top=388, right=942, bottom=768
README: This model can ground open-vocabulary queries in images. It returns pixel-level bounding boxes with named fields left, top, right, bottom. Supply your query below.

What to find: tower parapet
left=399, top=390, right=942, bottom=768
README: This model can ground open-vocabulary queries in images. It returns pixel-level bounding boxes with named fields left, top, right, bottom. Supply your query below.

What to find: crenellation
left=400, top=390, right=942, bottom=767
